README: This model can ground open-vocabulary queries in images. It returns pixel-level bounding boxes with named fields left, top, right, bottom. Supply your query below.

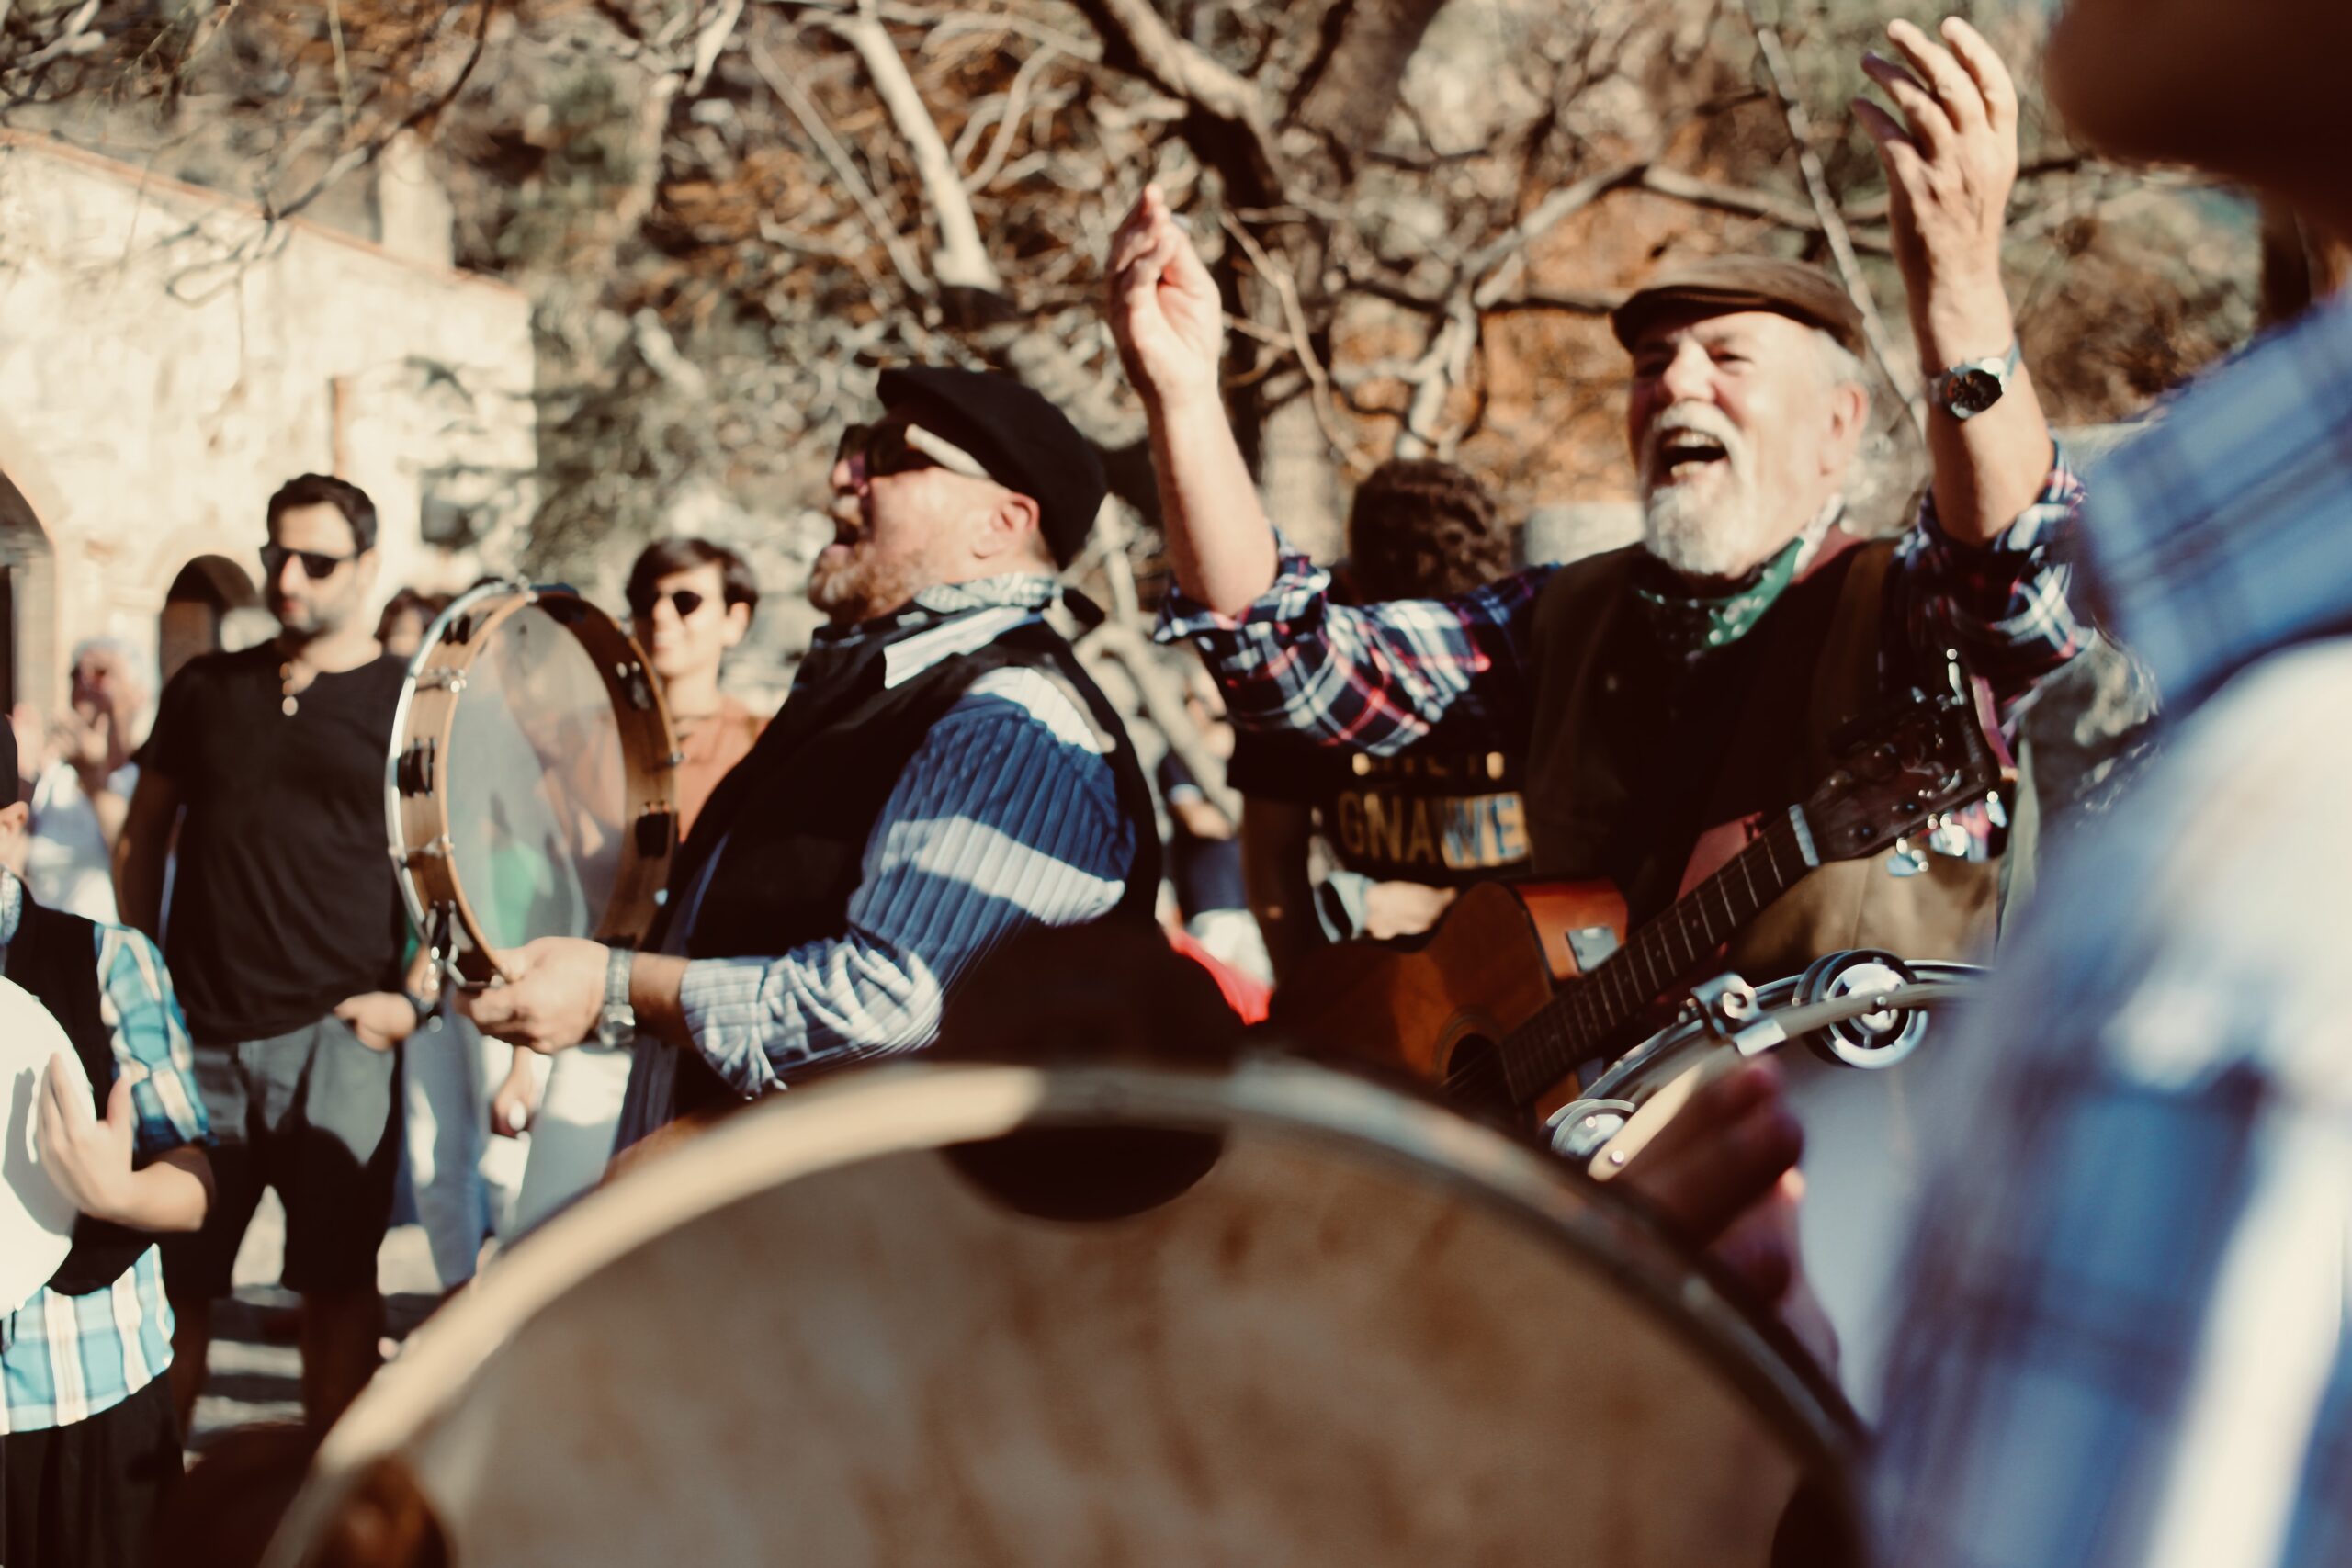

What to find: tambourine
left=386, top=581, right=679, bottom=984
left=1549, top=953, right=1986, bottom=1170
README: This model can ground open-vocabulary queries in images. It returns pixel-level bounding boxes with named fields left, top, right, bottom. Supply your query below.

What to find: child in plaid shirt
left=1, top=711, right=212, bottom=1568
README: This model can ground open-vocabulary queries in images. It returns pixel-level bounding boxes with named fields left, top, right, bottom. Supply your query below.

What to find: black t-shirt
left=1155, top=751, right=1249, bottom=919
left=1228, top=728, right=1532, bottom=888
left=142, top=644, right=409, bottom=1042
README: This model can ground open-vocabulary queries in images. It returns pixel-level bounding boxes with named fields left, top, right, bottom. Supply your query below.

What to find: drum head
left=0, top=976, right=86, bottom=1315
left=272, top=1060, right=1860, bottom=1568
left=389, top=586, right=677, bottom=981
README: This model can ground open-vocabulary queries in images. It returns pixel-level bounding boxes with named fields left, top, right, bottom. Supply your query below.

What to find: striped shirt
left=616, top=576, right=1136, bottom=1140
left=0, top=871, right=209, bottom=1434
left=1873, top=295, right=2352, bottom=1567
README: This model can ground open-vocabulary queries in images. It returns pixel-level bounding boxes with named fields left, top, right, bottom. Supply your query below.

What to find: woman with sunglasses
left=621, top=538, right=766, bottom=843
left=497, top=537, right=769, bottom=1230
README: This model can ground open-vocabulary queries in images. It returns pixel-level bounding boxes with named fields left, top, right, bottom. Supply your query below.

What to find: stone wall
left=0, top=132, right=536, bottom=715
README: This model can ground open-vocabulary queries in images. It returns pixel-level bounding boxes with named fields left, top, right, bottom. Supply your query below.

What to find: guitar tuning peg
left=1887, top=836, right=1928, bottom=878
left=1984, top=791, right=2008, bottom=829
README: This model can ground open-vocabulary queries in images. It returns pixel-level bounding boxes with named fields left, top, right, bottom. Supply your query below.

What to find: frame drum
left=268, top=1058, right=1861, bottom=1568
left=387, top=582, right=678, bottom=983
left=0, top=976, right=85, bottom=1315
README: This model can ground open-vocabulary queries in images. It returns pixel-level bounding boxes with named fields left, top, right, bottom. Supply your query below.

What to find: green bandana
left=1634, top=534, right=1806, bottom=659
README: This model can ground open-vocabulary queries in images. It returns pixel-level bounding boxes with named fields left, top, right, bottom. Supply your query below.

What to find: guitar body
left=1270, top=679, right=2002, bottom=1125
left=1271, top=881, right=1628, bottom=1118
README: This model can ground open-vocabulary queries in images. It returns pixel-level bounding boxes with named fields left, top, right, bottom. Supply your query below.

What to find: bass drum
left=387, top=581, right=678, bottom=983
left=267, top=1058, right=1860, bottom=1568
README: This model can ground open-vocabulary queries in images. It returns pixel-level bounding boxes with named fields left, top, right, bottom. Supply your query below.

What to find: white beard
left=1638, top=406, right=1778, bottom=581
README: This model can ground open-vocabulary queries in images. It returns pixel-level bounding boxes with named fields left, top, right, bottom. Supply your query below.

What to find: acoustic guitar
left=1270, top=678, right=2004, bottom=1122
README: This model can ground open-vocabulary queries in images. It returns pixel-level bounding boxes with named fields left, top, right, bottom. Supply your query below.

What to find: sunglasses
left=834, top=421, right=992, bottom=487
left=261, top=543, right=359, bottom=581
left=628, top=588, right=708, bottom=621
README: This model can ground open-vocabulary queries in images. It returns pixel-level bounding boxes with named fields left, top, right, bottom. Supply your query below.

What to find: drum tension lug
left=396, top=739, right=437, bottom=797
left=634, top=810, right=677, bottom=859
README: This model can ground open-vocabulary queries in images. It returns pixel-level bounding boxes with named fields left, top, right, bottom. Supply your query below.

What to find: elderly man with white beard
left=1120, top=19, right=2083, bottom=997
left=1117, top=20, right=2082, bottom=1355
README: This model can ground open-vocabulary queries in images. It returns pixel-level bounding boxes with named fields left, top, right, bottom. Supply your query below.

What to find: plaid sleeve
left=1156, top=531, right=1554, bottom=758
left=91, top=924, right=209, bottom=1158
left=1873, top=645, right=2352, bottom=1568
left=1890, top=448, right=2087, bottom=728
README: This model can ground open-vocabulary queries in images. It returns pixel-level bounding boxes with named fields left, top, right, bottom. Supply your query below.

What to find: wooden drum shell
left=388, top=584, right=679, bottom=983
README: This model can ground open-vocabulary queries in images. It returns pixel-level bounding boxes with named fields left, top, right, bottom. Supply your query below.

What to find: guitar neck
left=1497, top=807, right=1820, bottom=1106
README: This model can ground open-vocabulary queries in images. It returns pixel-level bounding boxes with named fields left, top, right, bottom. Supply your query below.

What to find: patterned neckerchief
left=1633, top=533, right=1805, bottom=657
left=1631, top=500, right=1844, bottom=660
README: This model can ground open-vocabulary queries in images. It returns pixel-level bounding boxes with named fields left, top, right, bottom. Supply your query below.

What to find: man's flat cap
left=1611, top=255, right=1867, bottom=356
left=876, top=367, right=1106, bottom=569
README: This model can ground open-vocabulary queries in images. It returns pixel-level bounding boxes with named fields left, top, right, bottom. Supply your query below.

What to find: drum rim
left=272, top=1055, right=1865, bottom=1564
left=385, top=580, right=679, bottom=983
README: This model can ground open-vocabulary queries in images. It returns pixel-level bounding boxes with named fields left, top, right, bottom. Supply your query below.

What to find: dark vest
left=659, top=611, right=1159, bottom=1114
left=1523, top=537, right=1998, bottom=978
left=9, top=895, right=153, bottom=1297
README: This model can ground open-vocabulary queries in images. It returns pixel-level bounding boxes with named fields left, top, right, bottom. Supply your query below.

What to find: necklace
left=278, top=660, right=302, bottom=717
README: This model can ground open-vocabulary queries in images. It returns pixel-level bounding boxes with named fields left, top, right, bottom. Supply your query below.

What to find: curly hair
left=1344, top=459, right=1512, bottom=601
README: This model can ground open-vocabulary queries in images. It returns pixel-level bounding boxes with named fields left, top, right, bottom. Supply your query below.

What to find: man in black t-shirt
left=115, top=473, right=422, bottom=1433
left=1234, top=460, right=1531, bottom=982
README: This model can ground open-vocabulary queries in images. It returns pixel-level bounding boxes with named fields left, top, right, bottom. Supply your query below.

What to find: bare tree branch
left=745, top=33, right=931, bottom=299
left=1220, top=211, right=1365, bottom=476
left=962, top=39, right=1057, bottom=193
left=263, top=0, right=499, bottom=225
left=1638, top=165, right=1894, bottom=255
left=1743, top=6, right=1925, bottom=435
left=820, top=3, right=1000, bottom=291
left=685, top=0, right=749, bottom=93
left=1062, top=0, right=1287, bottom=200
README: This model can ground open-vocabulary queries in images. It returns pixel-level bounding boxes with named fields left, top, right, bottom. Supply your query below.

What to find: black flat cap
left=1611, top=255, right=1867, bottom=356
left=876, top=367, right=1107, bottom=569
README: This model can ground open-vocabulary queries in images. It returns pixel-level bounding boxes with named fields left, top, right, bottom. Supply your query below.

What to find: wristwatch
left=1930, top=340, right=2022, bottom=422
left=596, top=945, right=638, bottom=1048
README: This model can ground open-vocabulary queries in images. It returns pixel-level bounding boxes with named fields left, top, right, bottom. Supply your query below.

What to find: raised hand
left=1104, top=183, right=1225, bottom=410
left=1856, top=17, right=2019, bottom=348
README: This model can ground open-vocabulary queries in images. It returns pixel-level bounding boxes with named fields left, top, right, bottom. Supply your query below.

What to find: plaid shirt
left=1873, top=297, right=2352, bottom=1567
left=0, top=872, right=209, bottom=1434
left=1156, top=465, right=2085, bottom=761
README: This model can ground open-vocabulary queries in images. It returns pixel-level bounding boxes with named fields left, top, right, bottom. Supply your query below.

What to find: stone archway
left=160, top=554, right=262, bottom=691
left=0, top=468, right=56, bottom=718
